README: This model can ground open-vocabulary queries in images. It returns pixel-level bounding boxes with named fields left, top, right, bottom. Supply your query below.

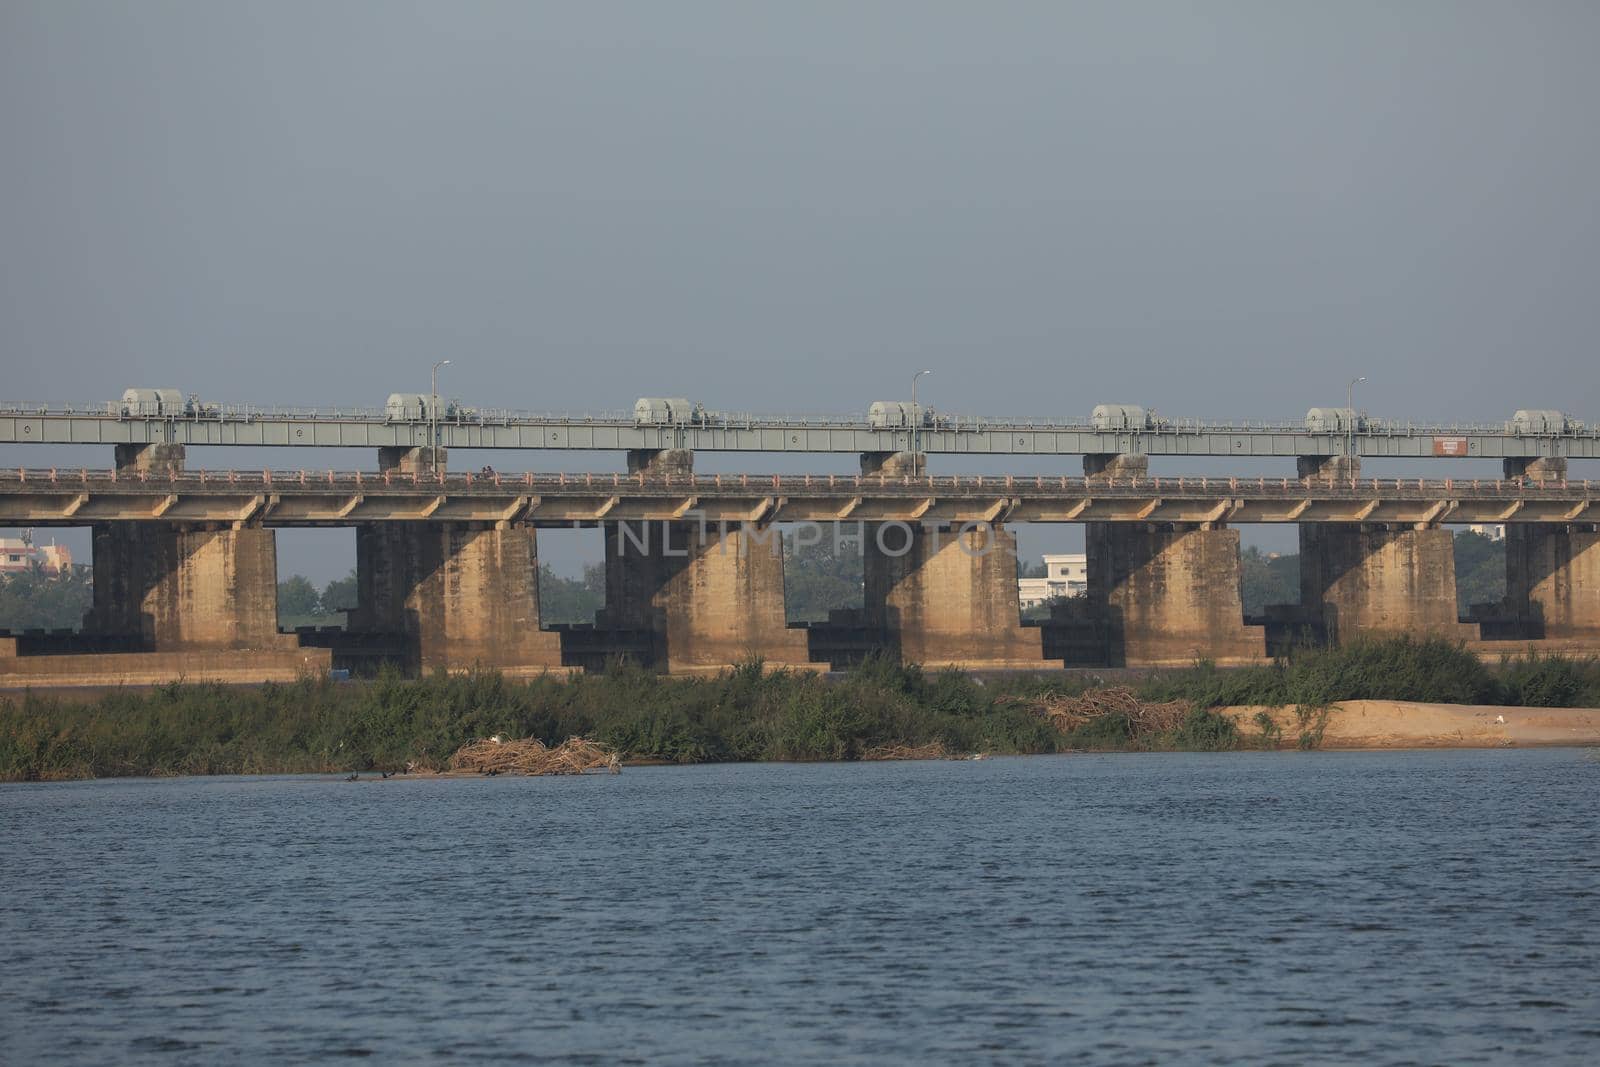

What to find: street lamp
left=911, top=369, right=933, bottom=474
left=431, top=359, right=452, bottom=469
left=1347, top=375, right=1367, bottom=487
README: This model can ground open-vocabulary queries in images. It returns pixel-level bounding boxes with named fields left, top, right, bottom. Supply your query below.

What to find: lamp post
left=431, top=359, right=451, bottom=470
left=1347, top=375, right=1366, bottom=487
left=911, top=369, right=933, bottom=475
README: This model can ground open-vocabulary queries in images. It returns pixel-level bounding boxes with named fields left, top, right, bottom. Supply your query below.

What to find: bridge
left=0, top=396, right=1595, bottom=688
left=1, top=397, right=1596, bottom=463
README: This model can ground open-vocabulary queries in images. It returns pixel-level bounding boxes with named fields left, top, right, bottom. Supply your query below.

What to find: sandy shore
left=1221, top=701, right=1600, bottom=749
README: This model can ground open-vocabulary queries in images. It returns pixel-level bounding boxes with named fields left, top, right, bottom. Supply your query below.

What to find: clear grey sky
left=3, top=2, right=1597, bottom=578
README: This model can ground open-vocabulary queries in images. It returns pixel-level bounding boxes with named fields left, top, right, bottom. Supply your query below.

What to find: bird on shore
left=344, top=773, right=360, bottom=782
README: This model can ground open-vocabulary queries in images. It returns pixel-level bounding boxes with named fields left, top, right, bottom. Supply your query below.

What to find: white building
left=1018, top=553, right=1087, bottom=608
left=0, top=536, right=73, bottom=575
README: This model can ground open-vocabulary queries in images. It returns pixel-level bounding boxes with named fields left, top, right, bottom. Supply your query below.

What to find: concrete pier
left=1298, top=524, right=1477, bottom=642
left=1085, top=522, right=1265, bottom=667
left=1084, top=453, right=1148, bottom=478
left=861, top=451, right=922, bottom=477
left=1503, top=523, right=1600, bottom=643
left=863, top=522, right=1046, bottom=669
left=114, top=442, right=187, bottom=476
left=1298, top=455, right=1359, bottom=482
left=352, top=522, right=564, bottom=676
left=378, top=446, right=446, bottom=476
left=84, top=523, right=292, bottom=651
left=626, top=449, right=695, bottom=478
left=601, top=521, right=814, bottom=674
left=1505, top=456, right=1567, bottom=482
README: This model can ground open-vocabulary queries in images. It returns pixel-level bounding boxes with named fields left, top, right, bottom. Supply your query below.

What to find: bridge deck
left=0, top=467, right=1591, bottom=526
left=1, top=405, right=1596, bottom=457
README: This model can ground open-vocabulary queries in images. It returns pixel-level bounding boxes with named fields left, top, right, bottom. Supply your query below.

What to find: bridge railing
left=3, top=401, right=1599, bottom=437
left=1, top=466, right=1592, bottom=499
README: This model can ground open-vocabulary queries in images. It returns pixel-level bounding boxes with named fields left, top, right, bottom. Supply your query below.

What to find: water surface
left=3, top=750, right=1598, bottom=1064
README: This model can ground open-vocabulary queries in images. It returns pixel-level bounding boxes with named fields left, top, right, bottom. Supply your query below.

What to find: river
left=2, top=749, right=1598, bottom=1064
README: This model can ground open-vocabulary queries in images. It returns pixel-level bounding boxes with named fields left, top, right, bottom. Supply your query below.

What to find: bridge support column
left=377, top=446, right=446, bottom=476
left=1298, top=455, right=1360, bottom=483
left=1298, top=524, right=1477, bottom=643
left=1085, top=523, right=1265, bottom=667
left=1503, top=524, right=1600, bottom=643
left=1505, top=456, right=1567, bottom=483
left=601, top=521, right=814, bottom=674
left=352, top=522, right=564, bottom=676
left=627, top=449, right=694, bottom=478
left=85, top=523, right=291, bottom=651
left=861, top=451, right=923, bottom=477
left=114, top=443, right=187, bottom=476
left=863, top=522, right=1046, bottom=669
left=1084, top=454, right=1148, bottom=479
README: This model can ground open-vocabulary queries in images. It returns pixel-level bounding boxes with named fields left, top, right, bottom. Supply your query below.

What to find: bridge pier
left=863, top=521, right=1047, bottom=669
left=378, top=446, right=446, bottom=476
left=1503, top=523, right=1600, bottom=643
left=114, top=443, right=187, bottom=476
left=351, top=522, right=564, bottom=676
left=861, top=451, right=923, bottom=477
left=627, top=448, right=695, bottom=478
left=600, top=520, right=814, bottom=674
left=1298, top=455, right=1359, bottom=483
left=1505, top=456, right=1567, bottom=482
left=1084, top=453, right=1148, bottom=478
left=84, top=522, right=293, bottom=651
left=1297, top=523, right=1477, bottom=643
left=1085, top=522, right=1265, bottom=667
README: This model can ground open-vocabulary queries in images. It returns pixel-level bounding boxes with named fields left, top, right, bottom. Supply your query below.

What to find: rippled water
left=3, top=750, right=1598, bottom=1064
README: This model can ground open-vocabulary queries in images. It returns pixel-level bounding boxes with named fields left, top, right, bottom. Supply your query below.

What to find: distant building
left=0, top=536, right=73, bottom=575
left=1467, top=524, right=1505, bottom=541
left=1018, top=553, right=1087, bottom=608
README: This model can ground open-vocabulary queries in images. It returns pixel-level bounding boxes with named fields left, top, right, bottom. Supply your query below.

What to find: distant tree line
left=0, top=566, right=93, bottom=631
left=276, top=570, right=359, bottom=628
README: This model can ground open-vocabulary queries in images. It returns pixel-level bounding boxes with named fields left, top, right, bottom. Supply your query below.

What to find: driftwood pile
left=448, top=736, right=621, bottom=776
left=1012, top=686, right=1194, bottom=737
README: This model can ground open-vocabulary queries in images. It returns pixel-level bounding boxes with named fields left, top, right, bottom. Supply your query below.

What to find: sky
left=3, top=2, right=1598, bottom=580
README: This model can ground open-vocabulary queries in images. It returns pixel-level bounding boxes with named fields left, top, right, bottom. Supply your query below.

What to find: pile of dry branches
left=861, top=741, right=956, bottom=761
left=448, top=736, right=621, bottom=776
left=1012, top=686, right=1194, bottom=737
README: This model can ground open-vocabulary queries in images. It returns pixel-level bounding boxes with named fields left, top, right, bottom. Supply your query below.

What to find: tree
left=538, top=563, right=606, bottom=624
left=783, top=530, right=863, bottom=622
left=0, top=566, right=93, bottom=630
left=1453, top=530, right=1505, bottom=614
left=277, top=575, right=322, bottom=619
left=321, top=569, right=359, bottom=613
left=1239, top=546, right=1298, bottom=616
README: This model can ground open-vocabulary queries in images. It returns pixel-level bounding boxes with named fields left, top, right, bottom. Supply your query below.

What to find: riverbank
left=1222, top=701, right=1600, bottom=749
left=3, top=637, right=1599, bottom=780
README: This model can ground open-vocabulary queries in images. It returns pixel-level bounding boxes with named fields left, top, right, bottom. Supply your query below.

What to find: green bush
left=3, top=637, right=1596, bottom=781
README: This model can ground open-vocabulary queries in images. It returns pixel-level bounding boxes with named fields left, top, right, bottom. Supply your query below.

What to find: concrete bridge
left=0, top=433, right=1595, bottom=686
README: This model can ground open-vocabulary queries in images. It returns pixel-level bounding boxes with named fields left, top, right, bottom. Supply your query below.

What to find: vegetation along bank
left=4, top=637, right=1600, bottom=781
